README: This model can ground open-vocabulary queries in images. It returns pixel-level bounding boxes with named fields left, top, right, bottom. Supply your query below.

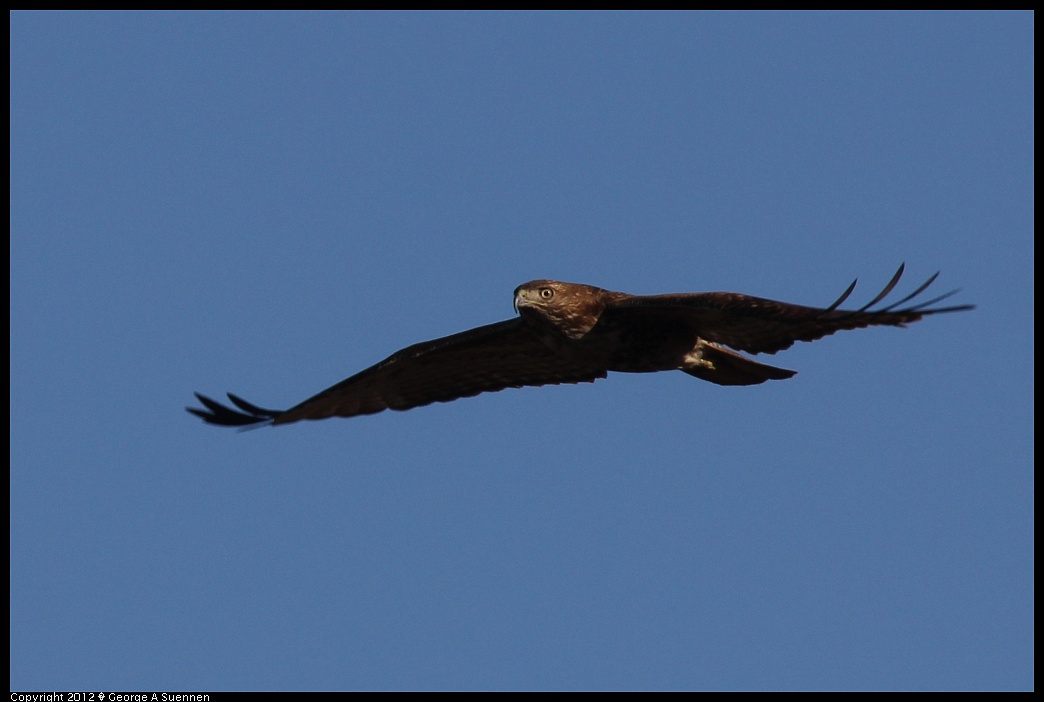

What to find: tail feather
left=682, top=341, right=796, bottom=386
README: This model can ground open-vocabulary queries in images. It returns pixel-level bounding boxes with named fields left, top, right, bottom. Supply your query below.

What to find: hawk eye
left=539, top=287, right=555, bottom=300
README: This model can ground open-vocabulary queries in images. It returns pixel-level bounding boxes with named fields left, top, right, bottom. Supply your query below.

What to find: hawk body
left=188, top=265, right=972, bottom=427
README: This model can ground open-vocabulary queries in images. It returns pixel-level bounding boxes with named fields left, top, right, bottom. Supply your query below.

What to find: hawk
left=188, top=265, right=972, bottom=428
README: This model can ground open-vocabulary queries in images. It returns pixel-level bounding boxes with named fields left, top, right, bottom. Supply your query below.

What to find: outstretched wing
left=187, top=318, right=607, bottom=427
left=606, top=265, right=974, bottom=355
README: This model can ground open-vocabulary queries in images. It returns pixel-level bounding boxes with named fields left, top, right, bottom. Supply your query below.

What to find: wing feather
left=607, top=266, right=973, bottom=355
left=189, top=319, right=607, bottom=427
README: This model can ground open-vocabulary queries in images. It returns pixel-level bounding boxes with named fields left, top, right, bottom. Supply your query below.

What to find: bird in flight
left=188, top=264, right=972, bottom=428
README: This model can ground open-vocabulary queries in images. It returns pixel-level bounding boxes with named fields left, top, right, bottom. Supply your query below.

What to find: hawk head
left=514, top=280, right=613, bottom=339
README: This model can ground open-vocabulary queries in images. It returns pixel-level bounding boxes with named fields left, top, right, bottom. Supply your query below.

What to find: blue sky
left=10, top=11, right=1032, bottom=691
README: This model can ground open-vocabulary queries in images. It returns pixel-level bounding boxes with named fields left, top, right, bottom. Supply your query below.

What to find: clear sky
left=10, top=11, right=1032, bottom=691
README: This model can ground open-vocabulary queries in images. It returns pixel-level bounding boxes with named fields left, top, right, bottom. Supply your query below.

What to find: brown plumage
left=187, top=264, right=972, bottom=428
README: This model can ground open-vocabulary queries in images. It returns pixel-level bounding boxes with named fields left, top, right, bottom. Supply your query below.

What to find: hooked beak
left=513, top=286, right=527, bottom=314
